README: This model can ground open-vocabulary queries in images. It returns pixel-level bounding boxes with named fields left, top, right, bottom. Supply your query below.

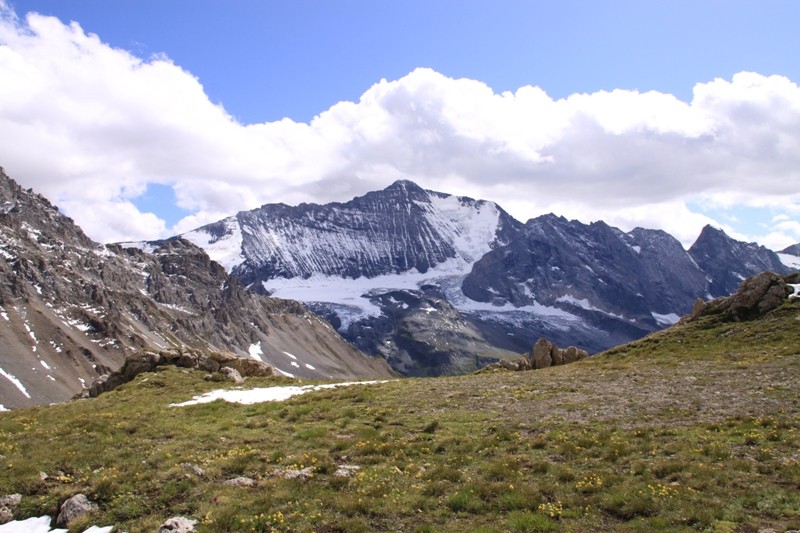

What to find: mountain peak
left=384, top=179, right=426, bottom=194
left=696, top=224, right=730, bottom=240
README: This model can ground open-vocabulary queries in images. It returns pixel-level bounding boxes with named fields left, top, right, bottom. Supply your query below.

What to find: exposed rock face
left=687, top=271, right=800, bottom=322
left=464, top=215, right=708, bottom=324
left=782, top=243, right=800, bottom=256
left=55, top=493, right=98, bottom=527
left=0, top=167, right=392, bottom=409
left=689, top=225, right=792, bottom=298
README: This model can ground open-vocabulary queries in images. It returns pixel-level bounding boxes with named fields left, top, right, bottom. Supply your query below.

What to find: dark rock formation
left=688, top=225, right=792, bottom=298
left=686, top=271, right=800, bottom=322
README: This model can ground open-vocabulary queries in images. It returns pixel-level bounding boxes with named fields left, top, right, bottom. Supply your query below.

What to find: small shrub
left=447, top=489, right=486, bottom=513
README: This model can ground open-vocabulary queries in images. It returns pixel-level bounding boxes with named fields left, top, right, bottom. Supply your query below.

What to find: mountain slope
left=180, top=180, right=524, bottom=374
left=1, top=273, right=798, bottom=532
left=0, top=168, right=391, bottom=409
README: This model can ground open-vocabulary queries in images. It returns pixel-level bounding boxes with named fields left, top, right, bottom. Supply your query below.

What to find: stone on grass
left=220, top=367, right=244, bottom=384
left=334, top=465, right=361, bottom=478
left=158, top=516, right=198, bottom=533
left=0, top=506, right=14, bottom=525
left=223, top=476, right=256, bottom=487
left=56, top=493, right=99, bottom=527
left=275, top=466, right=314, bottom=480
left=180, top=462, right=205, bottom=477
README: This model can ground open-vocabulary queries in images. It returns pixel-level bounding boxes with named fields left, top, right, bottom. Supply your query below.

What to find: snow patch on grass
left=172, top=380, right=389, bottom=407
left=0, top=516, right=113, bottom=532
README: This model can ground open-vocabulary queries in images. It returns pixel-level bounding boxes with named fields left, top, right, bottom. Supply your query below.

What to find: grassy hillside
left=1, top=302, right=799, bottom=532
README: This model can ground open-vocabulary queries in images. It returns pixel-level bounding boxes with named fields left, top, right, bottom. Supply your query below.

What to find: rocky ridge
left=0, top=167, right=391, bottom=409
left=686, top=270, right=800, bottom=323
left=173, top=180, right=796, bottom=376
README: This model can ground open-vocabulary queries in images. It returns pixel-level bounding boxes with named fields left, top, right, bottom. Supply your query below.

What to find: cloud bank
left=1, top=6, right=799, bottom=249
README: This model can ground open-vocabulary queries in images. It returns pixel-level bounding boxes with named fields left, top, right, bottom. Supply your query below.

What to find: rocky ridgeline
left=86, top=348, right=274, bottom=398
left=686, top=270, right=800, bottom=323
left=482, top=337, right=589, bottom=372
left=0, top=167, right=391, bottom=408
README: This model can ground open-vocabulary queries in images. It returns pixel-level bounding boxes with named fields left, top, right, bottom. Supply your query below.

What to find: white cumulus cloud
left=1, top=6, right=799, bottom=249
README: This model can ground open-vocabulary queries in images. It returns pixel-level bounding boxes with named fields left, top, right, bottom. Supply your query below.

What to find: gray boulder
left=0, top=495, right=21, bottom=525
left=56, top=493, right=98, bottom=527
left=220, top=366, right=244, bottom=384
left=158, top=516, right=198, bottom=532
left=223, top=476, right=256, bottom=487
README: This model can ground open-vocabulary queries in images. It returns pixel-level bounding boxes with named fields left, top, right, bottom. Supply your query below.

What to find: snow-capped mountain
left=0, top=167, right=391, bottom=409
left=181, top=180, right=523, bottom=375
left=176, top=180, right=795, bottom=375
left=778, top=242, right=800, bottom=271
left=183, top=179, right=521, bottom=285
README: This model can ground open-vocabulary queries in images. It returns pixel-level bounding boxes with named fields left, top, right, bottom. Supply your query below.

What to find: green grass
left=1, top=303, right=800, bottom=531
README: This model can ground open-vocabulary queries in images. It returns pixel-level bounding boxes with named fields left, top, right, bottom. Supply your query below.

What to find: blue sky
left=1, top=0, right=799, bottom=250
left=13, top=0, right=798, bottom=123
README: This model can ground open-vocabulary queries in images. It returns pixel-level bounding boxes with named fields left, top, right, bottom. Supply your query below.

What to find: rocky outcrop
left=479, top=338, right=588, bottom=373
left=87, top=348, right=273, bottom=397
left=528, top=338, right=589, bottom=369
left=55, top=493, right=98, bottom=527
left=686, top=271, right=800, bottom=322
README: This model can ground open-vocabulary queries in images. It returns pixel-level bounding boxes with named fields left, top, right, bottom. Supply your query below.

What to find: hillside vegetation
left=1, top=299, right=799, bottom=532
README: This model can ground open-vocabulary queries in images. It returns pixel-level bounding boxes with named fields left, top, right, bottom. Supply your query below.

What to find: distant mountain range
left=0, top=168, right=391, bottom=409
left=2, top=165, right=797, bottom=409
left=173, top=179, right=797, bottom=375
